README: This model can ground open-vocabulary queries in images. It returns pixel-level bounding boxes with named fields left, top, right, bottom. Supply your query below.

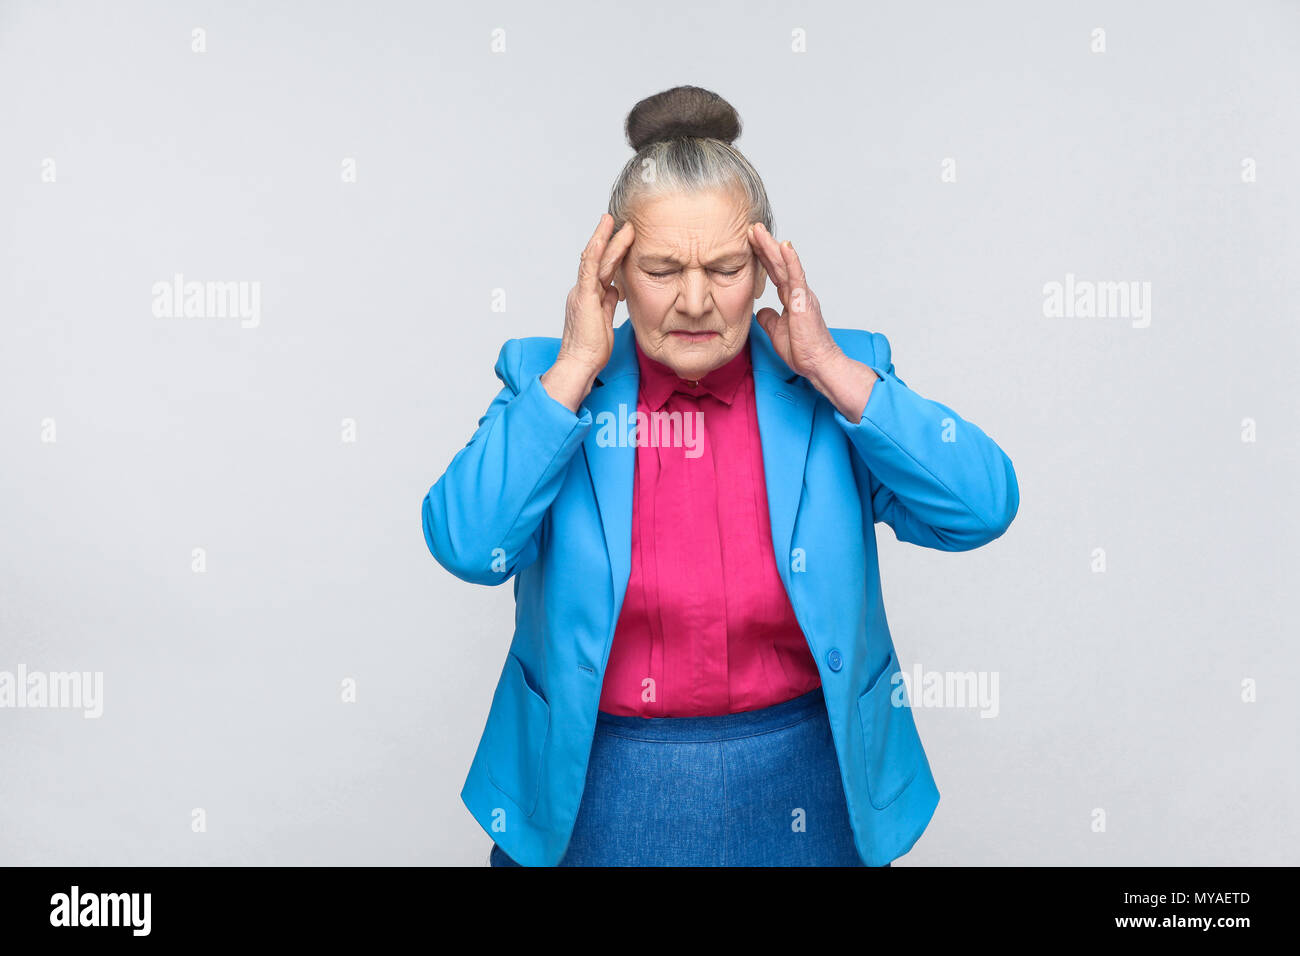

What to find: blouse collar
left=634, top=335, right=752, bottom=411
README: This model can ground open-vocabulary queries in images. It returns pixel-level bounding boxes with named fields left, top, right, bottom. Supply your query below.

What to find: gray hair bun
left=625, top=85, right=742, bottom=151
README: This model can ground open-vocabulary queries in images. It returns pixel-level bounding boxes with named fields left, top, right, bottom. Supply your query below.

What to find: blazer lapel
left=582, top=320, right=639, bottom=617
left=748, top=315, right=818, bottom=595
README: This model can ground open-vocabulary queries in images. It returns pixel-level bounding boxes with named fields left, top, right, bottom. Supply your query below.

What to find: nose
left=676, top=267, right=714, bottom=319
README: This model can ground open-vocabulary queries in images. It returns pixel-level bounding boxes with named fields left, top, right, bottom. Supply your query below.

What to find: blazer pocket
left=484, top=652, right=550, bottom=818
left=856, top=649, right=923, bottom=810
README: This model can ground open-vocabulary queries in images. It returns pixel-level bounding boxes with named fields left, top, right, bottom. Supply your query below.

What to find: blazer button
left=826, top=648, right=843, bottom=672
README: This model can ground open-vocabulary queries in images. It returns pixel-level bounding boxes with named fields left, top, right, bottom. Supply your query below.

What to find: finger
left=597, top=221, right=635, bottom=286
left=749, top=228, right=791, bottom=311
left=755, top=306, right=781, bottom=339
left=747, top=238, right=783, bottom=306
left=578, top=214, right=616, bottom=289
left=749, top=222, right=789, bottom=289
left=746, top=223, right=780, bottom=285
left=579, top=214, right=615, bottom=284
left=779, top=241, right=812, bottom=313
left=779, top=239, right=807, bottom=290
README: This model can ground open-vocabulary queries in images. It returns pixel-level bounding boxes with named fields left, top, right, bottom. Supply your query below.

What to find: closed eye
left=644, top=265, right=744, bottom=277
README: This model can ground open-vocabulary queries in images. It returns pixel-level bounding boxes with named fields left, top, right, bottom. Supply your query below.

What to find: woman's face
left=613, top=188, right=767, bottom=382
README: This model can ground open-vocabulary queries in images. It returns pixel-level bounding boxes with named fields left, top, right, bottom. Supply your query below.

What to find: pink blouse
left=597, top=336, right=823, bottom=717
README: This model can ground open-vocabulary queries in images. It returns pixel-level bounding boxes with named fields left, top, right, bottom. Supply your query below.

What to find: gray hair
left=606, top=86, right=775, bottom=238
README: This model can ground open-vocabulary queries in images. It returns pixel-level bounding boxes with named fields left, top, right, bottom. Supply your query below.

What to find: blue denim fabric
left=489, top=685, right=890, bottom=867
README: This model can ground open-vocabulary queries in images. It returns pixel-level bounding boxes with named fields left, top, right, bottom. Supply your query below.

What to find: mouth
left=668, top=330, right=719, bottom=342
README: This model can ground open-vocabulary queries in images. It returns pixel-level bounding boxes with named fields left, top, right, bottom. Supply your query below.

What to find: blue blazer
left=422, top=315, right=1018, bottom=866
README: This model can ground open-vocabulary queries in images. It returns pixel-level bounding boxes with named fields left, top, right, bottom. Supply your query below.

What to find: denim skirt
left=489, top=684, right=888, bottom=867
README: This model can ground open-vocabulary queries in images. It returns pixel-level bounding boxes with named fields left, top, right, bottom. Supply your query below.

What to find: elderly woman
left=422, top=86, right=1018, bottom=867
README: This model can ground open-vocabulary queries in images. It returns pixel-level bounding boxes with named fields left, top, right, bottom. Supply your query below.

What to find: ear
left=613, top=267, right=627, bottom=302
left=751, top=260, right=767, bottom=300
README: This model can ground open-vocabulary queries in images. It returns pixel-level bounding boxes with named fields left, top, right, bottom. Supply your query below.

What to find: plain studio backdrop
left=1, top=0, right=1297, bottom=866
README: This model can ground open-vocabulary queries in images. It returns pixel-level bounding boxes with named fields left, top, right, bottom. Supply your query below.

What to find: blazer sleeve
left=834, top=331, right=1019, bottom=552
left=421, top=338, right=592, bottom=584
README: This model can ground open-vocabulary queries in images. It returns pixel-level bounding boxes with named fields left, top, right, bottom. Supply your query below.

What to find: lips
left=668, top=330, right=719, bottom=341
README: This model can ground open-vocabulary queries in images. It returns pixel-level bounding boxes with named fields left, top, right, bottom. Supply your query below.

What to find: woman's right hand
left=541, top=213, right=635, bottom=412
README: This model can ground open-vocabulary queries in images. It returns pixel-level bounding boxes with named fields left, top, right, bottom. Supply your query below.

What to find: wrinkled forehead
left=628, top=188, right=751, bottom=256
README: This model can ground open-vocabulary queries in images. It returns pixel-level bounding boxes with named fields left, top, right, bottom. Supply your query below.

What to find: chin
left=666, top=348, right=721, bottom=379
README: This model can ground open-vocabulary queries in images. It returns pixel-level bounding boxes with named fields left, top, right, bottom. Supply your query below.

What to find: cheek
left=630, top=277, right=673, bottom=307
left=626, top=280, right=674, bottom=334
left=715, top=278, right=756, bottom=320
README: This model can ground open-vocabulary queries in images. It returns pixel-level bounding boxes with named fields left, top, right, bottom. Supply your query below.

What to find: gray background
left=1, top=0, right=1296, bottom=865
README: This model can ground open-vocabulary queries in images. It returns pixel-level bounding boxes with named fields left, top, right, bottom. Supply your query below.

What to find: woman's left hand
left=747, top=222, right=877, bottom=423
left=747, top=222, right=844, bottom=384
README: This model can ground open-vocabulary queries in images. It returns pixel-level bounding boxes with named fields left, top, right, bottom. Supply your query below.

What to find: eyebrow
left=637, top=250, right=751, bottom=268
